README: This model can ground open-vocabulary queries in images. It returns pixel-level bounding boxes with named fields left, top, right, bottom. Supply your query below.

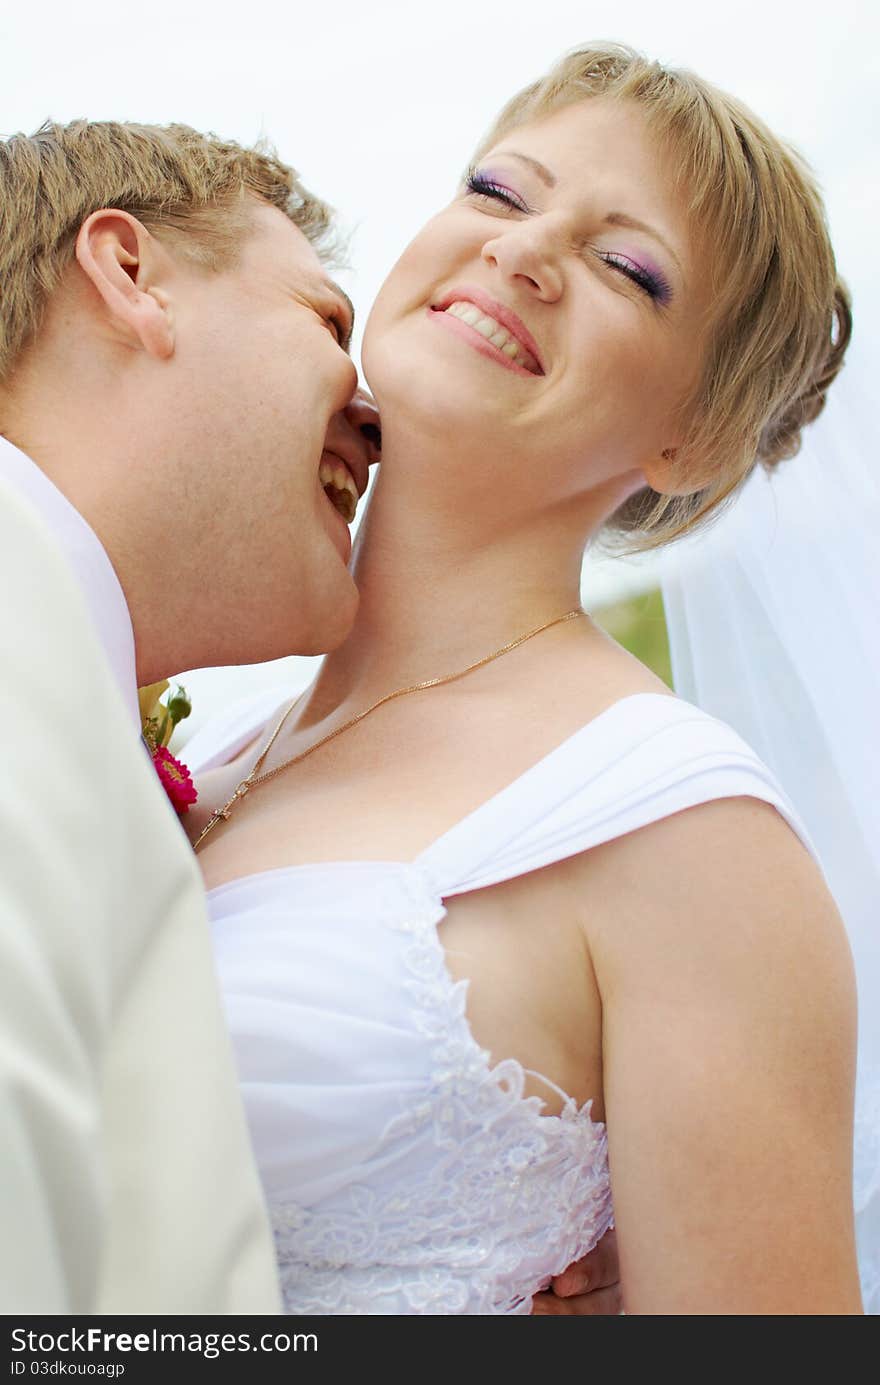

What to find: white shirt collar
left=0, top=436, right=139, bottom=727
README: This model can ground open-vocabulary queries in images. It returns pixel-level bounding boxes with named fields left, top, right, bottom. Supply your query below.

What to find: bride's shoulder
left=501, top=615, right=675, bottom=743
left=554, top=614, right=673, bottom=709
left=578, top=790, right=848, bottom=1022
left=525, top=624, right=825, bottom=914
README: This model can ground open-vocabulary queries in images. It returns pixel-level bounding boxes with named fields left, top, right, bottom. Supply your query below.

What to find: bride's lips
left=429, top=285, right=545, bottom=377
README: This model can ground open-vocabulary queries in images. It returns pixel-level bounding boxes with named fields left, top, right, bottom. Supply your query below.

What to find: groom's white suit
left=0, top=467, right=281, bottom=1313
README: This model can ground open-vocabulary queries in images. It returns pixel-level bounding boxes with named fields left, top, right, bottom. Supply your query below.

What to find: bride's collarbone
left=196, top=710, right=558, bottom=868
left=193, top=649, right=664, bottom=874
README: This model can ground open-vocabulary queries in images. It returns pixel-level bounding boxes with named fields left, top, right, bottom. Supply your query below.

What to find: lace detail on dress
left=270, top=892, right=613, bottom=1315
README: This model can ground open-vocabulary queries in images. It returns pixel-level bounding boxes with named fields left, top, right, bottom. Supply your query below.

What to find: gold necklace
left=193, top=608, right=585, bottom=853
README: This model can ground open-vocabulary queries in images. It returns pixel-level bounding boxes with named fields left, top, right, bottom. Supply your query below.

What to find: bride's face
left=362, top=98, right=709, bottom=512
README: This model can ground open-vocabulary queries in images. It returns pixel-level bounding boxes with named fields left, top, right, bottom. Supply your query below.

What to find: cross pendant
left=193, top=780, right=251, bottom=852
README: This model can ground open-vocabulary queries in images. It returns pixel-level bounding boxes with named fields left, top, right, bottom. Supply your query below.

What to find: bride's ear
left=641, top=446, right=680, bottom=494
left=75, top=210, right=175, bottom=360
left=642, top=445, right=714, bottom=497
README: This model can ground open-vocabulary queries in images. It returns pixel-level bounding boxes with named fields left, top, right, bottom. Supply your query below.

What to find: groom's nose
left=344, top=388, right=381, bottom=463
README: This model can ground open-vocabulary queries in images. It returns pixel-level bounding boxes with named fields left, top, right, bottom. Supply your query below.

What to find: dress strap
left=416, top=693, right=816, bottom=899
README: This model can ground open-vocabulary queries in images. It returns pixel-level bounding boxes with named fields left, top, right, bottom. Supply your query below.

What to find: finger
left=531, top=1284, right=624, bottom=1316
left=551, top=1228, right=619, bottom=1297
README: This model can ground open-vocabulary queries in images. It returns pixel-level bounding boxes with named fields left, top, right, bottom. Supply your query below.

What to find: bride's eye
left=464, top=168, right=530, bottom=213
left=598, top=251, right=671, bottom=305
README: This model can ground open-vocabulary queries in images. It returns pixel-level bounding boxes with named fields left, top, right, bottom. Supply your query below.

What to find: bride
left=185, top=44, right=862, bottom=1313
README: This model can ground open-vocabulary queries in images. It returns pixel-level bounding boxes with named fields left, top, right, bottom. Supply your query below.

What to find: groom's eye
left=315, top=304, right=348, bottom=350
left=331, top=310, right=353, bottom=352
left=334, top=310, right=354, bottom=353
left=323, top=281, right=355, bottom=352
left=318, top=305, right=351, bottom=352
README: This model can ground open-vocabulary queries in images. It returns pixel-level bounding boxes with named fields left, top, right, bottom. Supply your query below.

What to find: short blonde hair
left=0, top=120, right=337, bottom=383
left=473, top=44, right=851, bottom=549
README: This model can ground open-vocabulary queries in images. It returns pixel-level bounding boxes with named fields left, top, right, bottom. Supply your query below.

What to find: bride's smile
left=428, top=289, right=545, bottom=375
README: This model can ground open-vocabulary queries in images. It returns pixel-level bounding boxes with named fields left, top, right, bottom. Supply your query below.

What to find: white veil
left=661, top=334, right=880, bottom=1311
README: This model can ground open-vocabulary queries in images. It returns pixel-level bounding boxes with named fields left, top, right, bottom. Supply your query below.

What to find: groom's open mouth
left=320, top=432, right=371, bottom=529
left=320, top=455, right=360, bottom=524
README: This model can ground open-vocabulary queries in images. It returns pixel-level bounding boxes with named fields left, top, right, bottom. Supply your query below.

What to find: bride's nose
left=480, top=222, right=563, bottom=302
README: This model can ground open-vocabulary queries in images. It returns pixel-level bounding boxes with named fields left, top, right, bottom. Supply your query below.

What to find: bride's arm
left=582, top=795, right=861, bottom=1314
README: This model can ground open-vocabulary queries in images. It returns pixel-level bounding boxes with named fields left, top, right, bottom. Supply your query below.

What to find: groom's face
left=163, top=202, right=370, bottom=661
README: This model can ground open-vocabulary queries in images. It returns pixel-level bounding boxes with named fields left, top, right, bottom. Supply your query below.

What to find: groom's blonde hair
left=0, top=120, right=336, bottom=384
left=473, top=43, right=851, bottom=550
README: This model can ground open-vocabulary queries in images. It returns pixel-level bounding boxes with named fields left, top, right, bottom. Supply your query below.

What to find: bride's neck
left=301, top=438, right=639, bottom=725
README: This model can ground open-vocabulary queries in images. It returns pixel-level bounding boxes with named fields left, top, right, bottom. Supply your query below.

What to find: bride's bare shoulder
left=504, top=612, right=674, bottom=730
left=573, top=793, right=844, bottom=981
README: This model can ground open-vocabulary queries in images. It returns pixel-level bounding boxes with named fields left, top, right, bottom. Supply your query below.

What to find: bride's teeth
left=442, top=300, right=538, bottom=372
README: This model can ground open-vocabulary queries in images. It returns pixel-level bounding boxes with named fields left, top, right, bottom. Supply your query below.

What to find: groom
left=0, top=119, right=617, bottom=1315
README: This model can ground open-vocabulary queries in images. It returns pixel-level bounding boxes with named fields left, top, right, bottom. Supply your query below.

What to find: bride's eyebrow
left=603, top=211, right=682, bottom=273
left=495, top=150, right=557, bottom=187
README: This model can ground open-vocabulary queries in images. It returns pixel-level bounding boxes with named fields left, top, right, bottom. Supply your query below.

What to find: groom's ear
left=75, top=209, right=175, bottom=360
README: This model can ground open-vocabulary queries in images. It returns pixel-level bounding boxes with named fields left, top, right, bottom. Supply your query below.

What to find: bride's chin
left=366, top=383, right=506, bottom=451
left=362, top=336, right=479, bottom=422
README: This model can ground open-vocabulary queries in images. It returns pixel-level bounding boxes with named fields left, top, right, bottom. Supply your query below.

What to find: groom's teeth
left=442, top=301, right=538, bottom=372
left=319, top=460, right=359, bottom=524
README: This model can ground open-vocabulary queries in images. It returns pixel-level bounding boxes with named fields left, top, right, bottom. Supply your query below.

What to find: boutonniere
left=138, top=680, right=198, bottom=814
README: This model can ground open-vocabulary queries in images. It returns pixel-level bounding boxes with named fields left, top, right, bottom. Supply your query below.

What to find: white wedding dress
left=186, top=690, right=815, bottom=1314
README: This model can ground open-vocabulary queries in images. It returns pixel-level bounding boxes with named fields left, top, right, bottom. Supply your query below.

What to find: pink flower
left=152, top=744, right=198, bottom=814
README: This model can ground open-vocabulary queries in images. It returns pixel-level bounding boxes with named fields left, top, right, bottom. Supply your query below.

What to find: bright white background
left=3, top=0, right=876, bottom=729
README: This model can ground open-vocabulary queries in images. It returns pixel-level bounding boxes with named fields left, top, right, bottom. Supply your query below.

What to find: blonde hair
left=0, top=120, right=337, bottom=384
left=473, top=43, right=852, bottom=549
